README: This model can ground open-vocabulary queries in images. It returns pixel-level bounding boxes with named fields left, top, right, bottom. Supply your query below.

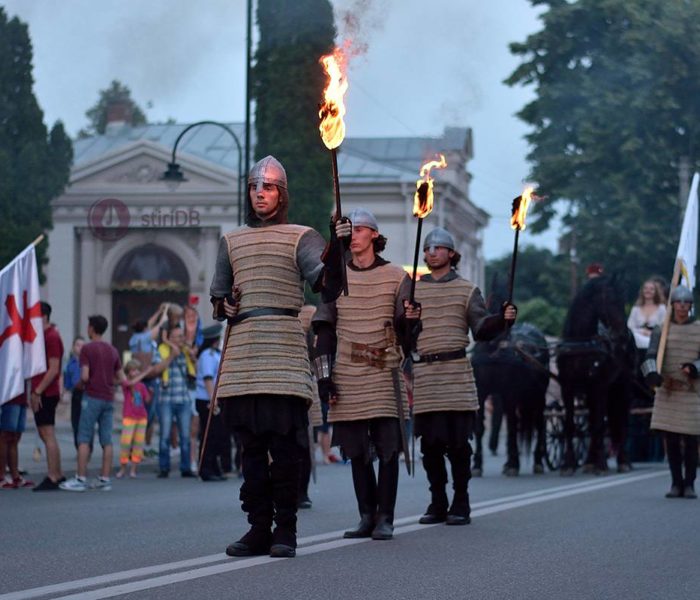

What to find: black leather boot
left=446, top=446, right=471, bottom=525
left=371, top=513, right=394, bottom=540
left=227, top=440, right=273, bottom=556
left=419, top=444, right=448, bottom=524
left=344, top=458, right=378, bottom=539
left=372, top=454, right=398, bottom=540
left=269, top=452, right=300, bottom=558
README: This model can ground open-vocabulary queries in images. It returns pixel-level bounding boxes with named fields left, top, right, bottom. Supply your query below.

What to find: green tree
left=506, top=0, right=700, bottom=302
left=79, top=80, right=147, bottom=138
left=0, top=8, right=72, bottom=278
left=253, top=0, right=336, bottom=234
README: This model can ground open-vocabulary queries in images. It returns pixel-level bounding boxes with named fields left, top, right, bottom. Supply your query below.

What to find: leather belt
left=230, top=307, right=299, bottom=325
left=414, top=348, right=467, bottom=364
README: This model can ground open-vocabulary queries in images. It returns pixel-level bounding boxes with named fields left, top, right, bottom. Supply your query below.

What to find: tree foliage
left=79, top=80, right=147, bottom=138
left=253, top=0, right=336, bottom=234
left=0, top=8, right=72, bottom=278
left=506, top=0, right=700, bottom=301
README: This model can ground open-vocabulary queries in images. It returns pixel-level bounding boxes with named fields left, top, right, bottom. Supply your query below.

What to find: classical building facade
left=45, top=122, right=488, bottom=351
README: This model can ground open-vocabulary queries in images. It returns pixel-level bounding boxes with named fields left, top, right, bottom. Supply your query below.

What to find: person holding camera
left=156, top=325, right=197, bottom=478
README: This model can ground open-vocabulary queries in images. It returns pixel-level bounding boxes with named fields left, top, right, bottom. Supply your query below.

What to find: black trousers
left=665, top=432, right=698, bottom=488
left=421, top=439, right=472, bottom=499
left=235, top=428, right=303, bottom=533
left=70, top=389, right=83, bottom=449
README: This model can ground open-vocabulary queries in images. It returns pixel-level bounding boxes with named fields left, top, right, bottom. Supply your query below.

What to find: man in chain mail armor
left=312, top=208, right=420, bottom=541
left=210, top=156, right=351, bottom=558
left=642, top=284, right=700, bottom=499
left=411, top=227, right=516, bottom=525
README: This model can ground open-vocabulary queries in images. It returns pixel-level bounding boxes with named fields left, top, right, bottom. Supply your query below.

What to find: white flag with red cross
left=0, top=244, right=46, bottom=405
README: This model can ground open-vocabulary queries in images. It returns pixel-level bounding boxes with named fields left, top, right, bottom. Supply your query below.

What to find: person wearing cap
left=195, top=324, right=228, bottom=482
left=411, top=227, right=516, bottom=526
left=642, top=284, right=700, bottom=499
left=209, top=155, right=350, bottom=558
left=312, top=207, right=420, bottom=541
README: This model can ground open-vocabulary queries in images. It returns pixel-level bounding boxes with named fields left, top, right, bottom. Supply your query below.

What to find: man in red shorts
left=31, top=302, right=66, bottom=491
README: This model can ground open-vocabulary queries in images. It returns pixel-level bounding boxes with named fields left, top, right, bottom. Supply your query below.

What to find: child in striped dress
left=117, top=360, right=151, bottom=478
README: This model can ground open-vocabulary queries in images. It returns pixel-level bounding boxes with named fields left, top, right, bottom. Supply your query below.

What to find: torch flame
left=413, top=154, right=447, bottom=218
left=511, top=186, right=534, bottom=230
left=319, top=48, right=348, bottom=150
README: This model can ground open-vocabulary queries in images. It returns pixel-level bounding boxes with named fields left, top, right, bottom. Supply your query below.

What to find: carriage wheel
left=544, top=403, right=565, bottom=471
left=573, top=403, right=589, bottom=467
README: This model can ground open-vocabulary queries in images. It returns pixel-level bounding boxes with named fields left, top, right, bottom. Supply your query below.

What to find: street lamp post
left=161, top=120, right=245, bottom=226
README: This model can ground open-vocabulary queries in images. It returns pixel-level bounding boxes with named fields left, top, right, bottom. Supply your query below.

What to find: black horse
left=472, top=312, right=550, bottom=477
left=556, top=275, right=634, bottom=475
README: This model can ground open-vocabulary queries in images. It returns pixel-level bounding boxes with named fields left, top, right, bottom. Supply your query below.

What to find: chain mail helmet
left=423, top=227, right=456, bottom=252
left=670, top=285, right=693, bottom=304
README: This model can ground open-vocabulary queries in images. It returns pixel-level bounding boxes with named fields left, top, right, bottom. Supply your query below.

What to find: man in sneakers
left=61, top=315, right=124, bottom=492
left=31, top=302, right=66, bottom=491
left=1, top=393, right=34, bottom=489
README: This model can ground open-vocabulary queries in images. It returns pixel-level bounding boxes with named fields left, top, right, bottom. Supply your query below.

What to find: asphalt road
left=1, top=422, right=698, bottom=600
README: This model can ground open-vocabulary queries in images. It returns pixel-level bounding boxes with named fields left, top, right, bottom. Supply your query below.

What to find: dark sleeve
left=468, top=288, right=506, bottom=341
left=298, top=229, right=344, bottom=302
left=645, top=326, right=662, bottom=362
left=209, top=236, right=233, bottom=298
left=312, top=302, right=337, bottom=357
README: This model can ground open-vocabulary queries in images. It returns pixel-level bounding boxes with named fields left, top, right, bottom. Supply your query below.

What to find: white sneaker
left=91, top=477, right=112, bottom=491
left=60, top=476, right=88, bottom=492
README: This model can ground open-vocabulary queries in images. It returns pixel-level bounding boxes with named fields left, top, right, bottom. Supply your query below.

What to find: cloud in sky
left=2, top=0, right=557, bottom=258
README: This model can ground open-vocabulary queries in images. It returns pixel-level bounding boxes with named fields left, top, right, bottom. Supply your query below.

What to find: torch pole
left=330, top=148, right=349, bottom=296
left=409, top=217, right=424, bottom=304
left=507, top=227, right=520, bottom=304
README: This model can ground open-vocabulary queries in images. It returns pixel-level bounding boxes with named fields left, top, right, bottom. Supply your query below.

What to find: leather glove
left=333, top=216, right=352, bottom=249
left=317, top=377, right=337, bottom=405
left=644, top=372, right=664, bottom=389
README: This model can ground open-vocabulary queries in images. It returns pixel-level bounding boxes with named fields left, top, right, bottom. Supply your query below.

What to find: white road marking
left=1, top=470, right=666, bottom=600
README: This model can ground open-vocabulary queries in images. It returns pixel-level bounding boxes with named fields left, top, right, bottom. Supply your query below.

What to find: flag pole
left=31, top=234, right=45, bottom=247
left=657, top=259, right=683, bottom=372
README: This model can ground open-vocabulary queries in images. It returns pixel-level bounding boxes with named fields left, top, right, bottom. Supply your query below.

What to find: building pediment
left=69, top=140, right=235, bottom=189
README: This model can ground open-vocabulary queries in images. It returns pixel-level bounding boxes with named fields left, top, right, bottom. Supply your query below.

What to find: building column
left=77, top=227, right=97, bottom=338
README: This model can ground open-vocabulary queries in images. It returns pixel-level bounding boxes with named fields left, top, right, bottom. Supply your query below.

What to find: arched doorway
left=111, top=244, right=189, bottom=353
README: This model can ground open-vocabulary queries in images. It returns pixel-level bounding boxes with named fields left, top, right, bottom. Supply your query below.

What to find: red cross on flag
left=0, top=244, right=46, bottom=405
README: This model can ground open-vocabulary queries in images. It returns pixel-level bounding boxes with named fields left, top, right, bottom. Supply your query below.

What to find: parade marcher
left=195, top=324, right=227, bottom=482
left=210, top=155, right=350, bottom=558
left=642, top=285, right=700, bottom=499
left=313, top=207, right=420, bottom=541
left=411, top=227, right=516, bottom=525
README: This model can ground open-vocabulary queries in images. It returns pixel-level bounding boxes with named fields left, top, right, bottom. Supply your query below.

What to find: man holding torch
left=210, top=155, right=350, bottom=559
left=312, top=207, right=420, bottom=541
left=410, top=227, right=517, bottom=525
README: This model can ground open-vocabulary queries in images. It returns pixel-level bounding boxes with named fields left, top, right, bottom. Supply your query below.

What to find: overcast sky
left=2, top=0, right=559, bottom=259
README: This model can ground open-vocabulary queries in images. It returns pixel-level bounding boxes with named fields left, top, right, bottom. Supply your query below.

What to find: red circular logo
left=88, top=198, right=130, bottom=241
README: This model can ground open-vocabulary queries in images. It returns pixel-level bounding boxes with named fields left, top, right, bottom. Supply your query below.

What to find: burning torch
left=507, top=187, right=534, bottom=304
left=409, top=155, right=448, bottom=303
left=319, top=48, right=349, bottom=295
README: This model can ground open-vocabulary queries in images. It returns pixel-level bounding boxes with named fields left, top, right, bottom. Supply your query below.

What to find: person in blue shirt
left=63, top=336, right=85, bottom=449
left=195, top=324, right=229, bottom=481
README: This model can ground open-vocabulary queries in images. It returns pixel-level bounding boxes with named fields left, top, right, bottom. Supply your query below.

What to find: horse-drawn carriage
left=474, top=274, right=645, bottom=476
